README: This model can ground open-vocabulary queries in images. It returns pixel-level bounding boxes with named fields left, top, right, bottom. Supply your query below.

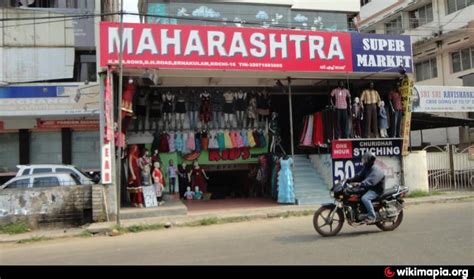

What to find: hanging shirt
left=330, top=88, right=351, bottom=109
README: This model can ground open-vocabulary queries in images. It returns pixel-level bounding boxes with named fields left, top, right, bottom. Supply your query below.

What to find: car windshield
left=77, top=169, right=93, bottom=179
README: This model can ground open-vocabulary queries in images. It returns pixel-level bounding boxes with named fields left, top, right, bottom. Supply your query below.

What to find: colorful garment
left=208, top=130, right=219, bottom=149
left=312, top=112, right=324, bottom=146
left=230, top=131, right=239, bottom=148
left=168, top=132, right=176, bottom=153
left=247, top=130, right=256, bottom=147
left=217, top=132, right=225, bottom=151
left=278, top=157, right=295, bottom=204
left=194, top=190, right=203, bottom=200
left=247, top=97, right=257, bottom=119
left=187, top=132, right=195, bottom=151
left=195, top=132, right=202, bottom=152
left=236, top=131, right=244, bottom=148
left=182, top=132, right=189, bottom=154
left=259, top=131, right=267, bottom=147
left=201, top=131, right=209, bottom=151
left=158, top=133, right=170, bottom=153
left=302, top=115, right=314, bottom=146
left=184, top=191, right=195, bottom=200
left=252, top=131, right=260, bottom=147
left=199, top=94, right=212, bottom=123
left=191, top=167, right=207, bottom=192
left=224, top=131, right=233, bottom=149
left=241, top=130, right=249, bottom=147
left=175, top=132, right=184, bottom=153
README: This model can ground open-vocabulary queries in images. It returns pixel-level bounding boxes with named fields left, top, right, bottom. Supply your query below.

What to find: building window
left=78, top=54, right=97, bottom=82
left=446, top=0, right=473, bottom=14
left=385, top=16, right=404, bottom=35
left=0, top=133, right=19, bottom=174
left=451, top=47, right=474, bottom=73
left=415, top=58, right=438, bottom=81
left=361, top=0, right=372, bottom=6
left=72, top=131, right=100, bottom=170
left=30, top=132, right=62, bottom=165
left=409, top=4, right=433, bottom=28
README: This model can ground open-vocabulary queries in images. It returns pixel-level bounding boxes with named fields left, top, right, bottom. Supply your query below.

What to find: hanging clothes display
left=247, top=130, right=256, bottom=147
left=208, top=130, right=219, bottom=149
left=175, top=132, right=184, bottom=153
left=241, top=130, right=249, bottom=147
left=201, top=131, right=209, bottom=151
left=199, top=93, right=212, bottom=124
left=299, top=115, right=309, bottom=144
left=209, top=149, right=221, bottom=161
left=302, top=115, right=314, bottom=146
left=312, top=112, right=324, bottom=146
left=195, top=132, right=202, bottom=152
left=278, top=157, right=295, bottom=204
left=182, top=132, right=189, bottom=154
left=168, top=132, right=176, bottom=153
left=217, top=131, right=225, bottom=151
left=187, top=132, right=195, bottom=151
left=253, top=130, right=261, bottom=147
left=158, top=133, right=170, bottom=153
left=224, top=131, right=233, bottom=149
left=230, top=131, right=239, bottom=148
left=258, top=130, right=267, bottom=148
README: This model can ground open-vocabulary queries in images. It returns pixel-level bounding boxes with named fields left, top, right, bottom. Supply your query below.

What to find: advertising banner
left=400, top=74, right=414, bottom=156
left=332, top=139, right=402, bottom=189
left=36, top=119, right=99, bottom=129
left=100, top=22, right=412, bottom=73
left=412, top=85, right=474, bottom=112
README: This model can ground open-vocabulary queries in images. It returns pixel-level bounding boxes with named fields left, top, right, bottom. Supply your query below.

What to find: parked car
left=1, top=173, right=82, bottom=190
left=15, top=165, right=98, bottom=185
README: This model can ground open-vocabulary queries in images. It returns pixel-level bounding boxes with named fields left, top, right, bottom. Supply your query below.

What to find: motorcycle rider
left=346, top=151, right=385, bottom=224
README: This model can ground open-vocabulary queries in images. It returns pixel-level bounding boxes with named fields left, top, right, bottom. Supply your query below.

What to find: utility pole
left=115, top=0, right=125, bottom=226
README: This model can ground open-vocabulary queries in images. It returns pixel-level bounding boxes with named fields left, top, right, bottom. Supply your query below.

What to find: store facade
left=98, top=21, right=413, bottom=211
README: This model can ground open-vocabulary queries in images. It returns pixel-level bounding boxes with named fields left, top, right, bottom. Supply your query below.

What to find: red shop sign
left=37, top=119, right=99, bottom=129
left=100, top=22, right=352, bottom=72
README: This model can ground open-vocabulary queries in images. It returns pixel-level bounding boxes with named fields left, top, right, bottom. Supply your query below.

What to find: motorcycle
left=313, top=180, right=409, bottom=237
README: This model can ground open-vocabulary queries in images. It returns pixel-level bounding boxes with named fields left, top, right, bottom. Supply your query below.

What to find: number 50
left=334, top=161, right=355, bottom=182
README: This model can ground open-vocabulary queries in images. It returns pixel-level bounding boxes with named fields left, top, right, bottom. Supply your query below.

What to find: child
left=194, top=186, right=203, bottom=200
left=184, top=186, right=195, bottom=200
left=378, top=100, right=389, bottom=138
left=352, top=97, right=363, bottom=138
left=167, top=159, right=177, bottom=195
left=152, top=162, right=165, bottom=205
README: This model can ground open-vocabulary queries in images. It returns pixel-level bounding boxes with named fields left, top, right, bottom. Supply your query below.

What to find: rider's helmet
left=362, top=151, right=376, bottom=168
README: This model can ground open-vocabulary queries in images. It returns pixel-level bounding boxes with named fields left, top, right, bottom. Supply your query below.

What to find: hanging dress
left=195, top=132, right=202, bottom=152
left=158, top=133, right=170, bottom=153
left=199, top=94, right=212, bottom=123
left=187, top=132, right=195, bottom=151
left=259, top=131, right=267, bottom=147
left=299, top=116, right=309, bottom=144
left=191, top=167, right=207, bottom=193
left=175, top=132, right=184, bottom=153
left=230, top=131, right=239, bottom=148
left=241, top=130, right=249, bottom=147
left=302, top=115, right=314, bottom=146
left=168, top=132, right=176, bottom=153
left=182, top=132, right=189, bottom=154
left=253, top=130, right=261, bottom=147
left=201, top=131, right=209, bottom=151
left=224, top=131, right=233, bottom=149
left=312, top=112, right=324, bottom=146
left=217, top=132, right=226, bottom=151
left=247, top=130, right=256, bottom=148
left=278, top=157, right=295, bottom=204
left=208, top=130, right=219, bottom=149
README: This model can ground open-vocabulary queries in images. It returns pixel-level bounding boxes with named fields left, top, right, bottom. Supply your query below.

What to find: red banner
left=100, top=22, right=352, bottom=72
left=104, top=69, right=113, bottom=143
left=331, top=140, right=353, bottom=159
left=36, top=119, right=99, bottom=129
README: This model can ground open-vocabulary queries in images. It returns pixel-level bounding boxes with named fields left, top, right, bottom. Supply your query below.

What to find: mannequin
left=379, top=101, right=389, bottom=138
left=247, top=91, right=258, bottom=129
left=141, top=164, right=152, bottom=186
left=184, top=186, right=195, bottom=200
left=162, top=91, right=175, bottom=130
left=360, top=81, right=381, bottom=138
left=149, top=90, right=162, bottom=131
left=223, top=89, right=235, bottom=129
left=152, top=162, right=165, bottom=205
left=127, top=144, right=144, bottom=207
left=177, top=162, right=190, bottom=199
left=389, top=82, right=403, bottom=138
left=122, top=78, right=136, bottom=114
left=199, top=90, right=212, bottom=129
left=138, top=148, right=151, bottom=173
left=211, top=90, right=223, bottom=129
left=330, top=81, right=351, bottom=139
left=135, top=88, right=148, bottom=133
left=187, top=90, right=199, bottom=129
left=269, top=112, right=285, bottom=155
left=235, top=90, right=247, bottom=129
left=190, top=161, right=209, bottom=193
left=257, top=89, right=271, bottom=129
left=352, top=97, right=363, bottom=138
left=175, top=90, right=187, bottom=131
left=151, top=149, right=160, bottom=169
left=194, top=186, right=203, bottom=200
left=167, top=159, right=177, bottom=194
left=277, top=155, right=295, bottom=204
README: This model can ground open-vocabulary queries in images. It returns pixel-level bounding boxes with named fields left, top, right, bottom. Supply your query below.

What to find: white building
left=357, top=0, right=474, bottom=148
left=0, top=1, right=101, bottom=182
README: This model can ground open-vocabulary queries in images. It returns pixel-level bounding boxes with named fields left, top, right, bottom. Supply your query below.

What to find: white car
left=1, top=173, right=81, bottom=190
left=15, top=165, right=97, bottom=185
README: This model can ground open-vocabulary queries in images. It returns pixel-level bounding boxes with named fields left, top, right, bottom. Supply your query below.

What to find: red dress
left=191, top=167, right=207, bottom=193
left=122, top=83, right=136, bottom=114
left=199, top=95, right=212, bottom=123
left=127, top=155, right=143, bottom=205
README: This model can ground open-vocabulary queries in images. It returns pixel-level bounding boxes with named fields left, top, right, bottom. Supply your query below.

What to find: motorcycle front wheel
left=313, top=206, right=344, bottom=237
left=375, top=209, right=404, bottom=231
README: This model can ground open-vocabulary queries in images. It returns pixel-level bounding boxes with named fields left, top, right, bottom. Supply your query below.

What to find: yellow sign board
left=400, top=74, right=414, bottom=156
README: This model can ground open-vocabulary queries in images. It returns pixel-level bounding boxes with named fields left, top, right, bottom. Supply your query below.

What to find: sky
left=123, top=0, right=139, bottom=23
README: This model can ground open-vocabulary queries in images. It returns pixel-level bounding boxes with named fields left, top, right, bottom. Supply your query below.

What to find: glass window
left=72, top=131, right=100, bottom=170
left=33, top=177, right=60, bottom=188
left=457, top=0, right=467, bottom=10
left=291, top=10, right=349, bottom=31
left=461, top=48, right=472, bottom=71
left=79, top=54, right=97, bottom=82
left=56, top=168, right=76, bottom=175
left=385, top=16, right=403, bottom=35
left=409, top=4, right=433, bottom=28
left=30, top=132, right=62, bottom=165
left=32, top=168, right=53, bottom=174
left=446, top=0, right=472, bottom=14
left=0, top=133, right=19, bottom=174
left=5, top=178, right=30, bottom=189
left=415, top=58, right=438, bottom=81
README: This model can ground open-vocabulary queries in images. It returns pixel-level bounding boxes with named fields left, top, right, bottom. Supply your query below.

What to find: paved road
left=1, top=201, right=473, bottom=265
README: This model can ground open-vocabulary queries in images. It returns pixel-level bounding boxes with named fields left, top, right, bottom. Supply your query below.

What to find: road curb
left=1, top=194, right=472, bottom=244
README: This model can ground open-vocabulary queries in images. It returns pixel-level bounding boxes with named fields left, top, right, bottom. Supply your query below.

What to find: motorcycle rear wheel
left=375, top=209, right=404, bottom=231
left=313, top=206, right=344, bottom=237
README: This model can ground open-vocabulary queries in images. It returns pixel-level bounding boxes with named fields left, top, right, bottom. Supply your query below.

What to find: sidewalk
left=1, top=192, right=472, bottom=243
